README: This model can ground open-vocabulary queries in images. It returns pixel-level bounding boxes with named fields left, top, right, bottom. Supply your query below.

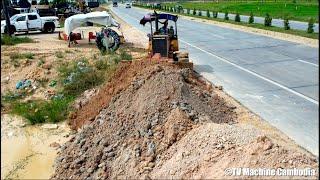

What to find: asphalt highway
left=111, top=5, right=319, bottom=156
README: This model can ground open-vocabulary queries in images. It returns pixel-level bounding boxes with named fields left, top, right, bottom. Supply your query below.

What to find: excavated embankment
left=51, top=60, right=318, bottom=179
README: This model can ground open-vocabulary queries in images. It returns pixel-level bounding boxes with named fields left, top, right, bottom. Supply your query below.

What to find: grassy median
left=164, top=1, right=318, bottom=22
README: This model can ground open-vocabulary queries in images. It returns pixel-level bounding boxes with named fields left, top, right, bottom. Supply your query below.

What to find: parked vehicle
left=113, top=1, right=118, bottom=7
left=1, top=13, right=60, bottom=34
left=86, top=0, right=100, bottom=8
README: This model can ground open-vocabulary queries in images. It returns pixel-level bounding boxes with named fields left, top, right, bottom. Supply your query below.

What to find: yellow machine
left=140, top=11, right=189, bottom=62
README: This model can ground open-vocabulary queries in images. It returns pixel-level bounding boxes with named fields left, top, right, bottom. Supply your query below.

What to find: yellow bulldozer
left=140, top=11, right=190, bottom=64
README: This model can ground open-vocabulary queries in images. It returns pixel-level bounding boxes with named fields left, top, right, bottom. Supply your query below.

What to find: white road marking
left=297, top=59, right=319, bottom=67
left=180, top=39, right=319, bottom=105
left=112, top=6, right=318, bottom=105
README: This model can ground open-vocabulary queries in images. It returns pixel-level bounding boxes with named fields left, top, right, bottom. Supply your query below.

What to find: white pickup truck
left=1, top=13, right=60, bottom=34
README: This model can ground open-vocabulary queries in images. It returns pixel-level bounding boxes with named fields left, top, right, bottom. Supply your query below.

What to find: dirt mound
left=51, top=60, right=236, bottom=179
left=150, top=124, right=318, bottom=179
left=51, top=60, right=317, bottom=179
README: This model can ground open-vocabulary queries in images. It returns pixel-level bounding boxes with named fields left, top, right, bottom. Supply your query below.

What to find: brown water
left=1, top=114, right=70, bottom=179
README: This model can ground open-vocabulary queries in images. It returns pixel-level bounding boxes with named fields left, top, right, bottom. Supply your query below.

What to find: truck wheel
left=44, top=24, right=55, bottom=33
left=96, top=28, right=120, bottom=53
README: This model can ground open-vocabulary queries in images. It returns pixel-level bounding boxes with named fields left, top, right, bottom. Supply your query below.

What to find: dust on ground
left=51, top=59, right=318, bottom=179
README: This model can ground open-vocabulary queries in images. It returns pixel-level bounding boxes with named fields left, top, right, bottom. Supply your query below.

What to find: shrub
left=249, top=12, right=254, bottom=24
left=206, top=10, right=210, bottom=18
left=235, top=13, right=241, bottom=22
left=264, top=13, right=272, bottom=27
left=37, top=58, right=45, bottom=67
left=224, top=12, right=229, bottom=20
left=55, top=51, right=64, bottom=58
left=170, top=7, right=173, bottom=12
left=58, top=59, right=104, bottom=96
left=62, top=68, right=103, bottom=96
left=24, top=53, right=34, bottom=59
left=307, top=18, right=314, bottom=33
left=198, top=10, right=202, bottom=16
left=1, top=35, right=34, bottom=45
left=9, top=52, right=35, bottom=60
left=212, top=11, right=218, bottom=18
left=284, top=18, right=290, bottom=30
left=193, top=8, right=196, bottom=15
left=65, top=49, right=72, bottom=53
left=95, top=59, right=110, bottom=70
left=10, top=52, right=24, bottom=60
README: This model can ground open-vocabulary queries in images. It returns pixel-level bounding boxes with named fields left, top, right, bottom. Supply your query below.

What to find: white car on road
left=125, top=2, right=131, bottom=8
left=1, top=13, right=60, bottom=34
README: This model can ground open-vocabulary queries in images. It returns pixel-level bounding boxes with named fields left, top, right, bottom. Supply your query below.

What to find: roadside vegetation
left=2, top=46, right=135, bottom=124
left=1, top=35, right=34, bottom=45
left=163, top=1, right=318, bottom=22
left=135, top=3, right=319, bottom=39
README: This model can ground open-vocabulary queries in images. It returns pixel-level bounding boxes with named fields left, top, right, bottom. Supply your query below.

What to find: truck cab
left=1, top=13, right=60, bottom=34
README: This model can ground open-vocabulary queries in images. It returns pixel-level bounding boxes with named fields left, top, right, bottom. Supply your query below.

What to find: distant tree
left=264, top=13, right=272, bottom=26
left=235, top=13, right=240, bottom=22
left=307, top=18, right=314, bottom=33
left=249, top=12, right=254, bottom=23
left=212, top=11, right=218, bottom=18
left=39, top=0, right=49, bottom=5
left=198, top=10, right=202, bottom=16
left=193, top=8, right=196, bottom=15
left=187, top=8, right=190, bottom=14
left=284, top=18, right=290, bottom=30
left=224, top=11, right=229, bottom=20
left=18, top=0, right=31, bottom=8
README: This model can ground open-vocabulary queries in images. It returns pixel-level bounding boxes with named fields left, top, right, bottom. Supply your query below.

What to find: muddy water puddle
left=1, top=114, right=71, bottom=179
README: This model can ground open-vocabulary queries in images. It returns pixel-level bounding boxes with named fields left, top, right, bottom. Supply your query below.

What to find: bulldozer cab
left=140, top=11, right=179, bottom=58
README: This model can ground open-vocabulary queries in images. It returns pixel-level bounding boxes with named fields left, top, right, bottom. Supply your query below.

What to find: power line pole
left=2, top=0, right=12, bottom=36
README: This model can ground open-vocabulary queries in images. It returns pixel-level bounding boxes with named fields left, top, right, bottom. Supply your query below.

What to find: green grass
left=1, top=35, right=34, bottom=45
left=37, top=57, right=46, bottom=67
left=120, top=49, right=133, bottom=61
left=58, top=55, right=120, bottom=96
left=3, top=46, right=131, bottom=125
left=11, top=98, right=73, bottom=124
left=163, top=1, right=319, bottom=22
left=137, top=4, right=318, bottom=39
left=10, top=52, right=34, bottom=60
